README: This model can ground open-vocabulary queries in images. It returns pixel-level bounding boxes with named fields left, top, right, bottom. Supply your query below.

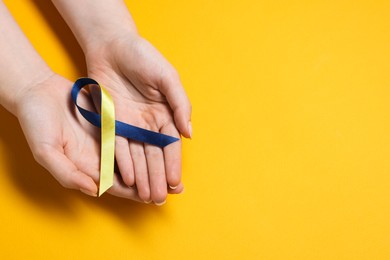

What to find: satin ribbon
left=71, top=78, right=179, bottom=196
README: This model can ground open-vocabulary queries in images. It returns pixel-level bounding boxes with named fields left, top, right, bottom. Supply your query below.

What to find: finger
left=168, top=182, right=184, bottom=194
left=159, top=70, right=192, bottom=138
left=107, top=174, right=142, bottom=202
left=144, top=143, right=167, bottom=205
left=115, top=136, right=135, bottom=187
left=130, top=141, right=151, bottom=202
left=160, top=123, right=182, bottom=189
left=34, top=145, right=98, bottom=196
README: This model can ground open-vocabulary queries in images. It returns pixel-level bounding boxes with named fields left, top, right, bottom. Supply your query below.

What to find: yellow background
left=1, top=0, right=390, bottom=259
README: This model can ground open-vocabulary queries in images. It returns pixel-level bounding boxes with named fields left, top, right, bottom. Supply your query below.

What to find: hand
left=15, top=73, right=145, bottom=201
left=86, top=34, right=191, bottom=204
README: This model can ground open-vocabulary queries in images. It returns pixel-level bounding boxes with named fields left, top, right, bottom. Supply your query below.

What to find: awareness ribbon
left=71, top=78, right=179, bottom=196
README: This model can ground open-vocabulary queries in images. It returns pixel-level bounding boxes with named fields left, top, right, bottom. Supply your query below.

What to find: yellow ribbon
left=98, top=85, right=115, bottom=196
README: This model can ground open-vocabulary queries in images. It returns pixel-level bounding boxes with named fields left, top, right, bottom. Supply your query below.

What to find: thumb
left=33, top=145, right=98, bottom=196
left=160, top=70, right=192, bottom=138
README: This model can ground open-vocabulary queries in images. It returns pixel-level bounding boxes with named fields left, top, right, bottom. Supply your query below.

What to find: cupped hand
left=15, top=73, right=144, bottom=201
left=86, top=34, right=191, bottom=204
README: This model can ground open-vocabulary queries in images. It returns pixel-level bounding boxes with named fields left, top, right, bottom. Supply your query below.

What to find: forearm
left=0, top=1, right=53, bottom=115
left=51, top=0, right=138, bottom=55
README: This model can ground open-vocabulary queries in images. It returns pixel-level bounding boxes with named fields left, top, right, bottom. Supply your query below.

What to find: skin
left=0, top=0, right=191, bottom=204
left=87, top=36, right=187, bottom=203
left=52, top=0, right=192, bottom=204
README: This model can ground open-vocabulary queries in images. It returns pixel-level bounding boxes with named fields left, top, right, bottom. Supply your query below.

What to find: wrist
left=52, top=0, right=138, bottom=55
left=2, top=67, right=55, bottom=116
left=83, top=28, right=139, bottom=60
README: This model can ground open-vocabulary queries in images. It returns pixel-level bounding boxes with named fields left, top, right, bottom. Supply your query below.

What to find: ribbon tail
left=98, top=86, right=116, bottom=196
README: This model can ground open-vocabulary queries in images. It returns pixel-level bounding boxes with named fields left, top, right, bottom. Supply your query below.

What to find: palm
left=86, top=35, right=183, bottom=204
left=16, top=75, right=99, bottom=190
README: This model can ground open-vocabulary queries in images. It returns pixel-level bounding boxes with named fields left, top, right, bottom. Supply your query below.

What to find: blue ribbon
left=71, top=77, right=179, bottom=147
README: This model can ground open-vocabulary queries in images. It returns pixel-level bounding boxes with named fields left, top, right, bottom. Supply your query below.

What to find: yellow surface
left=1, top=0, right=390, bottom=259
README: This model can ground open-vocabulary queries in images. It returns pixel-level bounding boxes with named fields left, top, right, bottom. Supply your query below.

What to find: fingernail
left=155, top=200, right=166, bottom=206
left=169, top=185, right=178, bottom=190
left=80, top=189, right=97, bottom=197
left=188, top=121, right=192, bottom=139
left=144, top=200, right=152, bottom=204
